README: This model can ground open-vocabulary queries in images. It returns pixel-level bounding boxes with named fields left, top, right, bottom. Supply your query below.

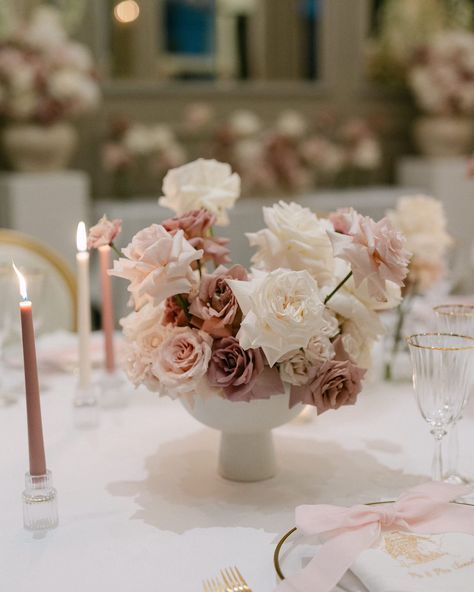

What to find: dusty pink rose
left=208, top=336, right=285, bottom=402
left=329, top=215, right=410, bottom=302
left=87, top=215, right=122, bottom=249
left=151, top=327, right=212, bottom=397
left=162, top=209, right=230, bottom=266
left=189, top=265, right=247, bottom=337
left=289, top=337, right=366, bottom=413
left=163, top=296, right=189, bottom=327
left=110, top=224, right=203, bottom=308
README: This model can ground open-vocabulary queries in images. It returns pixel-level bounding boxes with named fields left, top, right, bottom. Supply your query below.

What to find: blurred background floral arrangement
left=102, top=106, right=382, bottom=198
left=0, top=4, right=100, bottom=172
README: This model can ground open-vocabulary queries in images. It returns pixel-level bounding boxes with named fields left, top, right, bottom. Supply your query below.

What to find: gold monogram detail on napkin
left=383, top=532, right=447, bottom=566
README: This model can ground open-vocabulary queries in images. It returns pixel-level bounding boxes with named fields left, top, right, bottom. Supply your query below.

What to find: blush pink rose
left=189, top=264, right=247, bottom=337
left=329, top=208, right=360, bottom=235
left=87, top=215, right=122, bottom=249
left=289, top=337, right=366, bottom=413
left=162, top=209, right=230, bottom=267
left=208, top=336, right=285, bottom=402
left=329, top=215, right=411, bottom=302
left=151, top=327, right=212, bottom=397
left=111, top=224, right=203, bottom=308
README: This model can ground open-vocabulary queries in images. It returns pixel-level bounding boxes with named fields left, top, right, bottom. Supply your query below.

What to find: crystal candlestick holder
left=23, top=470, right=58, bottom=531
left=99, top=370, right=130, bottom=409
left=73, top=382, right=100, bottom=428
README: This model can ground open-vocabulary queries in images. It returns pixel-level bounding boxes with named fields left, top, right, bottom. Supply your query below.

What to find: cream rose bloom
left=159, top=158, right=241, bottom=226
left=279, top=335, right=335, bottom=386
left=388, top=195, right=452, bottom=264
left=388, top=195, right=452, bottom=291
left=111, top=224, right=203, bottom=308
left=247, top=201, right=335, bottom=287
left=151, top=327, right=212, bottom=397
left=228, top=269, right=327, bottom=367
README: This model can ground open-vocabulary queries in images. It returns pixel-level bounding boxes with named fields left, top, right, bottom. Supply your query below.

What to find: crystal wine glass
left=406, top=333, right=474, bottom=481
left=433, top=304, right=474, bottom=483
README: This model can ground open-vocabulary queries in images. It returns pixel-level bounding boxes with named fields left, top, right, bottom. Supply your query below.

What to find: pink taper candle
left=98, top=245, right=115, bottom=372
left=14, top=264, right=47, bottom=477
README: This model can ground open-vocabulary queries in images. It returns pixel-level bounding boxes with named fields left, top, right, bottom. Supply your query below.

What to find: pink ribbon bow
left=275, top=482, right=474, bottom=592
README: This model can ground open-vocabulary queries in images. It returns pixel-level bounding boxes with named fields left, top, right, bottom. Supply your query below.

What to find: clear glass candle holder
left=99, top=369, right=130, bottom=409
left=23, top=470, right=58, bottom=531
left=73, top=382, right=100, bottom=429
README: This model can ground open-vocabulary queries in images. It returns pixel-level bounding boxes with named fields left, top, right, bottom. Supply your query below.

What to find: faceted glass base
left=23, top=471, right=58, bottom=531
left=73, top=382, right=100, bottom=429
left=99, top=370, right=130, bottom=409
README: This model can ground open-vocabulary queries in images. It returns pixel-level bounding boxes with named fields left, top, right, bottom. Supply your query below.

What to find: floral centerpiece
left=102, top=109, right=382, bottom=198
left=104, top=158, right=410, bottom=480
left=408, top=30, right=474, bottom=156
left=0, top=6, right=101, bottom=171
left=384, top=195, right=452, bottom=380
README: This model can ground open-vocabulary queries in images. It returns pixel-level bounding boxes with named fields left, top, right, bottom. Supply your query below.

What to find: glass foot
left=444, top=473, right=470, bottom=485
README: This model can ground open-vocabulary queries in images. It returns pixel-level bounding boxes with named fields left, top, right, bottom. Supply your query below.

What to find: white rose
left=305, top=335, right=335, bottom=364
left=229, top=109, right=262, bottom=137
left=388, top=195, right=452, bottom=264
left=351, top=138, right=382, bottom=170
left=159, top=158, right=241, bottom=226
left=228, top=268, right=326, bottom=367
left=279, top=350, right=312, bottom=386
left=48, top=69, right=100, bottom=111
left=247, top=201, right=335, bottom=287
left=123, top=124, right=155, bottom=156
left=325, top=286, right=385, bottom=343
left=341, top=321, right=373, bottom=369
left=149, top=125, right=175, bottom=151
left=25, top=6, right=67, bottom=51
left=276, top=110, right=307, bottom=138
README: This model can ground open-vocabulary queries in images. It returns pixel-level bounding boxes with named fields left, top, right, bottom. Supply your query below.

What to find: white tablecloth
left=1, top=357, right=473, bottom=592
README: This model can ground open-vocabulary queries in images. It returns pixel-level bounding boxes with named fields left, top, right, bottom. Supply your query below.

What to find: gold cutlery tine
left=203, top=577, right=225, bottom=592
left=220, top=566, right=251, bottom=591
left=233, top=566, right=247, bottom=586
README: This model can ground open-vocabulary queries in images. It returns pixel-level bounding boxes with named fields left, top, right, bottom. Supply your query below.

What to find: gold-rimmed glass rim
left=406, top=332, right=474, bottom=351
left=433, top=304, right=474, bottom=317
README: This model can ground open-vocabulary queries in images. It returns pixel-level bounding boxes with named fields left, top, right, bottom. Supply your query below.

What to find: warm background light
left=114, top=0, right=140, bottom=24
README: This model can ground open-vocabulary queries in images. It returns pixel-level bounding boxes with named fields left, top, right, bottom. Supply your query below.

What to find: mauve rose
left=163, top=296, right=189, bottom=327
left=87, top=214, right=122, bottom=249
left=208, top=336, right=284, bottom=402
left=189, top=265, right=247, bottom=337
left=162, top=209, right=230, bottom=267
left=208, top=336, right=264, bottom=401
left=289, top=337, right=366, bottom=413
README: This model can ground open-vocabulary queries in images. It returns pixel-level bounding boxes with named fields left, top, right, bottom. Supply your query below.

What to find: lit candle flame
left=12, top=262, right=28, bottom=301
left=76, top=221, right=87, bottom=252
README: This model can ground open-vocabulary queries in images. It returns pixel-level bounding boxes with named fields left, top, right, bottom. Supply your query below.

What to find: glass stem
left=431, top=429, right=446, bottom=481
left=447, top=419, right=461, bottom=477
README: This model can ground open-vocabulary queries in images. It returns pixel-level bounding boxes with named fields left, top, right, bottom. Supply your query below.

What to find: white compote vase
left=181, top=389, right=302, bottom=482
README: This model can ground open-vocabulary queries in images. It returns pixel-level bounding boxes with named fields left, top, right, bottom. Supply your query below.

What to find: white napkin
left=347, top=531, right=474, bottom=592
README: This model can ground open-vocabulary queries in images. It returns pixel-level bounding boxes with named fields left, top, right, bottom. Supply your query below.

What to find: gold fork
left=220, top=566, right=252, bottom=592
left=202, top=577, right=226, bottom=592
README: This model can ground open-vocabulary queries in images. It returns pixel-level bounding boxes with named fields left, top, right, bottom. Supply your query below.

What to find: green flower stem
left=174, top=294, right=192, bottom=320
left=110, top=243, right=121, bottom=257
left=324, top=271, right=353, bottom=305
left=384, top=284, right=415, bottom=381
